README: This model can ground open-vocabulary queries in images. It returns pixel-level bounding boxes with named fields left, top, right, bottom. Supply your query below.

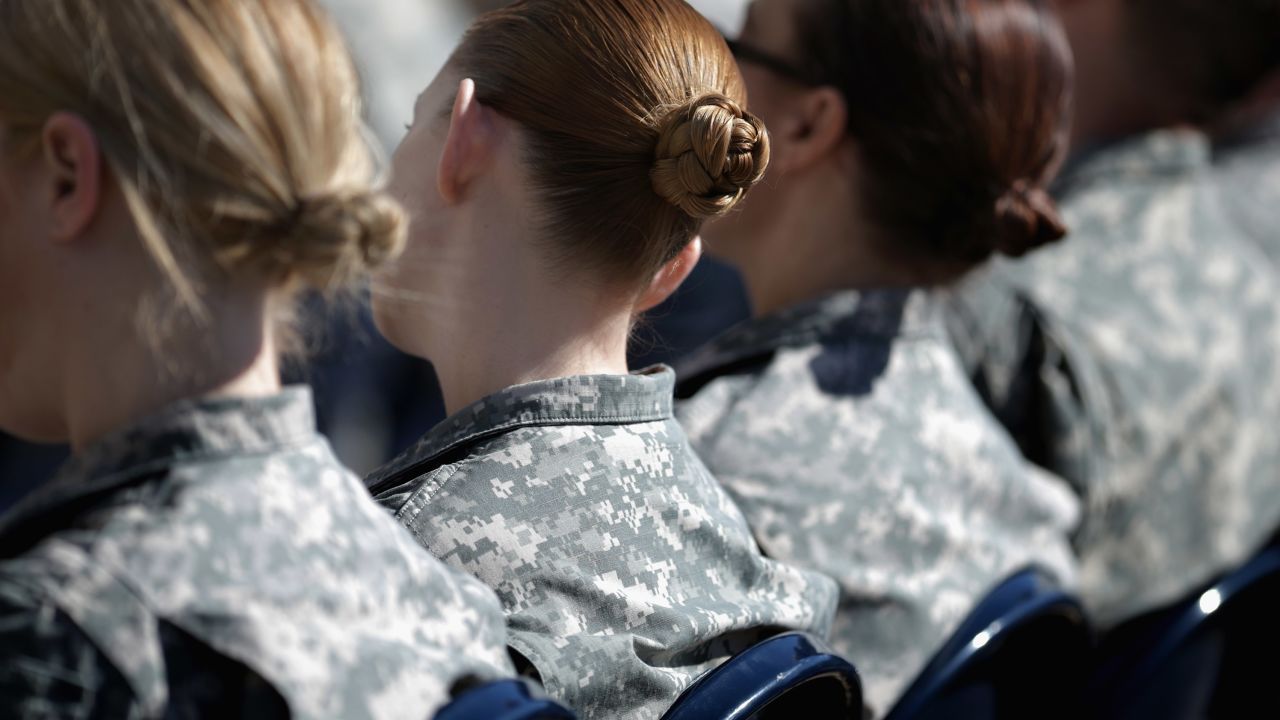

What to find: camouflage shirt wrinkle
left=947, top=129, right=1280, bottom=627
left=0, top=388, right=514, bottom=720
left=366, top=367, right=838, bottom=720
left=675, top=289, right=1080, bottom=718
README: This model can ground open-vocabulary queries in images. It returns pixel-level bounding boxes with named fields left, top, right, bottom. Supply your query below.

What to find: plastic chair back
left=886, top=567, right=1092, bottom=720
left=661, top=632, right=863, bottom=720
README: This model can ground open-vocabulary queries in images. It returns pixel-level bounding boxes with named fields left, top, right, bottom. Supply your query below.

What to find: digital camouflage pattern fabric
left=0, top=388, right=514, bottom=720
left=366, top=367, right=838, bottom=720
left=1214, top=109, right=1280, bottom=263
left=675, top=289, right=1080, bottom=717
left=947, top=129, right=1280, bottom=628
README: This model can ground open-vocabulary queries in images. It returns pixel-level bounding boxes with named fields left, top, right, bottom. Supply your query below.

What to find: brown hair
left=0, top=0, right=403, bottom=312
left=449, top=0, right=770, bottom=283
left=1125, top=0, right=1280, bottom=122
left=793, top=0, right=1073, bottom=269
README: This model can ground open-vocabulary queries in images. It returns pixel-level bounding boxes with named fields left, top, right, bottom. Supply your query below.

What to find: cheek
left=740, top=66, right=777, bottom=115
left=0, top=216, right=59, bottom=441
left=387, top=130, right=452, bottom=265
left=388, top=131, right=440, bottom=218
left=371, top=144, right=435, bottom=353
left=0, top=167, right=72, bottom=438
left=701, top=178, right=780, bottom=264
left=0, top=196, right=20, bottom=364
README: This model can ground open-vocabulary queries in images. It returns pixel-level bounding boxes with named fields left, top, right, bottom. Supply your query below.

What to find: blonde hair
left=0, top=0, right=404, bottom=313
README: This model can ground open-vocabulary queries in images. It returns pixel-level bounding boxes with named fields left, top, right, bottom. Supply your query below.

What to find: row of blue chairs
left=436, top=542, right=1280, bottom=719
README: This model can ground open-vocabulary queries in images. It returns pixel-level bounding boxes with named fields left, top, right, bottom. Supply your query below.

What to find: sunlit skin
left=0, top=117, right=278, bottom=452
left=372, top=73, right=701, bottom=414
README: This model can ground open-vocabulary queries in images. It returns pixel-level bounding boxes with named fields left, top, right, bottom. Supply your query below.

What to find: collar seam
left=8, top=436, right=320, bottom=527
left=368, top=413, right=671, bottom=491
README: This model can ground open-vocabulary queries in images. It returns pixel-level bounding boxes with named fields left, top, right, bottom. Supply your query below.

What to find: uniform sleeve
left=0, top=579, right=141, bottom=720
left=944, top=272, right=1094, bottom=491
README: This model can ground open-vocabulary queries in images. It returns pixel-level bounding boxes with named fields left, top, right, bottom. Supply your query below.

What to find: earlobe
left=637, top=237, right=704, bottom=314
left=41, top=113, right=102, bottom=243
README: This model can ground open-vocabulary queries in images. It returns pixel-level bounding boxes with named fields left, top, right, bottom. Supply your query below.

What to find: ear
left=636, top=236, right=704, bottom=314
left=438, top=78, right=500, bottom=205
left=40, top=113, right=102, bottom=243
left=772, top=86, right=849, bottom=175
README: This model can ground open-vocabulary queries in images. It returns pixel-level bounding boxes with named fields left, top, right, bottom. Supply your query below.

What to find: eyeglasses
left=724, top=36, right=826, bottom=87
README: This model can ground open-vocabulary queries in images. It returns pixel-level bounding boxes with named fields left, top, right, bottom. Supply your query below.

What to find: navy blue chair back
left=661, top=632, right=863, bottom=720
left=1088, top=544, right=1280, bottom=719
left=434, top=679, right=576, bottom=720
left=885, top=567, right=1092, bottom=720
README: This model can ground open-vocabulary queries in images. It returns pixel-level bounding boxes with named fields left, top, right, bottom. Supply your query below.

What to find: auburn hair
left=449, top=0, right=770, bottom=283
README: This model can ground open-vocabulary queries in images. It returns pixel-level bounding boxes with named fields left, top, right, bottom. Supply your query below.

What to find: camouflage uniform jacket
left=946, top=129, right=1280, bottom=627
left=674, top=289, right=1080, bottom=717
left=1214, top=109, right=1280, bottom=262
left=365, top=367, right=838, bottom=720
left=0, top=388, right=514, bottom=720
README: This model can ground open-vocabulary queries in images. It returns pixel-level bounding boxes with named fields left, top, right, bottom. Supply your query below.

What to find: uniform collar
left=675, top=288, right=938, bottom=388
left=0, top=388, right=317, bottom=551
left=366, top=367, right=676, bottom=493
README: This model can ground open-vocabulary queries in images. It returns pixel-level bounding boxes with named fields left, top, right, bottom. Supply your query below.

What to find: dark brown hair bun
left=991, top=181, right=1068, bottom=258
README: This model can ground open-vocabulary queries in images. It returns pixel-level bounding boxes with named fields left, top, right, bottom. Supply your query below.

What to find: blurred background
left=0, top=0, right=751, bottom=512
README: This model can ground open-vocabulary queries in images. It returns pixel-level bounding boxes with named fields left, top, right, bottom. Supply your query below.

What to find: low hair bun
left=991, top=180, right=1067, bottom=258
left=223, top=190, right=407, bottom=288
left=286, top=190, right=407, bottom=287
left=651, top=93, right=771, bottom=220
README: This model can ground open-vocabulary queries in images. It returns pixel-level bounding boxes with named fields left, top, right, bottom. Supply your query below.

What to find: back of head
left=796, top=0, right=1073, bottom=270
left=1126, top=0, right=1280, bottom=123
left=0, top=0, right=404, bottom=310
left=450, top=0, right=770, bottom=284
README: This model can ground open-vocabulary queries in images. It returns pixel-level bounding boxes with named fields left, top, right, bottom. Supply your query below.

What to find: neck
left=1066, top=18, right=1190, bottom=149
left=62, top=287, right=281, bottom=453
left=1072, top=78, right=1185, bottom=150
left=734, top=177, right=927, bottom=318
left=428, top=280, right=632, bottom=416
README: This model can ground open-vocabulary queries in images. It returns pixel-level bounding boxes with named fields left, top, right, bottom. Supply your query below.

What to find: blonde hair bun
left=223, top=190, right=407, bottom=288
left=651, top=93, right=771, bottom=220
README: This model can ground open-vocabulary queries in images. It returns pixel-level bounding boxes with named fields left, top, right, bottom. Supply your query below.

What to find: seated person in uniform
left=947, top=0, right=1280, bottom=629
left=365, top=1, right=839, bottom=718
left=672, top=0, right=1082, bottom=714
left=0, top=0, right=514, bottom=716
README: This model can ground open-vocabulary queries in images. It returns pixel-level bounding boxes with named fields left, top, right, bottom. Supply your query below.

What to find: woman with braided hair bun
left=365, top=1, right=837, bottom=719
